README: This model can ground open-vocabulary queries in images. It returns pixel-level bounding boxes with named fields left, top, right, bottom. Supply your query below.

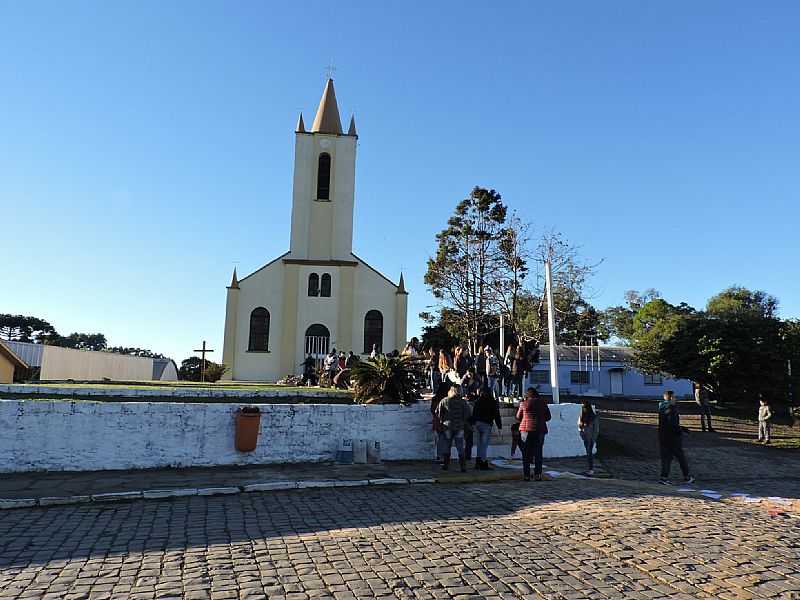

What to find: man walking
left=659, top=390, right=695, bottom=485
left=437, top=387, right=472, bottom=472
left=694, top=383, right=715, bottom=432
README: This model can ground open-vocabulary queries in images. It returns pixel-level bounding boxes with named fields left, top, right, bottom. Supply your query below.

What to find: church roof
left=311, top=79, right=343, bottom=135
left=0, top=339, right=30, bottom=370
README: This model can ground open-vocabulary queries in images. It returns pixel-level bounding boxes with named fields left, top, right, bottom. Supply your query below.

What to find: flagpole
left=545, top=259, right=560, bottom=404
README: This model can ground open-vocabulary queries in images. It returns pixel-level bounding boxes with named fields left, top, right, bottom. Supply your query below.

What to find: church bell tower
left=288, top=79, right=358, bottom=261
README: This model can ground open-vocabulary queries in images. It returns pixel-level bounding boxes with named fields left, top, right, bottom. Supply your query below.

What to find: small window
left=570, top=370, right=589, bottom=385
left=248, top=307, right=270, bottom=351
left=320, top=273, right=331, bottom=297
left=530, top=370, right=549, bottom=384
left=308, top=273, right=319, bottom=297
left=363, top=310, right=383, bottom=354
left=644, top=373, right=663, bottom=385
left=317, top=153, right=331, bottom=200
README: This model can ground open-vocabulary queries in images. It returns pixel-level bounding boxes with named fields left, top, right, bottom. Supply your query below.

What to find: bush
left=350, top=355, right=424, bottom=405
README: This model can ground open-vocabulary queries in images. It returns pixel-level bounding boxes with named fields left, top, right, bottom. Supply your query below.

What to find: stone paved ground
left=1, top=479, right=799, bottom=600
left=2, top=400, right=798, bottom=599
left=594, top=399, right=800, bottom=499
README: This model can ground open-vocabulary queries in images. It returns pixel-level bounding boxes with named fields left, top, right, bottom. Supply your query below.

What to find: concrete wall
left=0, top=399, right=588, bottom=473
left=40, top=346, right=154, bottom=381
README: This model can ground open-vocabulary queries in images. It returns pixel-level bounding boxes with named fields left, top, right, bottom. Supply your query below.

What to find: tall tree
left=0, top=314, right=57, bottom=343
left=600, top=289, right=662, bottom=344
left=424, top=187, right=508, bottom=352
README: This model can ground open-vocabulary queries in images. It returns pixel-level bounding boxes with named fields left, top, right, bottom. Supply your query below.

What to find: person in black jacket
left=472, top=389, right=503, bottom=470
left=658, top=390, right=695, bottom=485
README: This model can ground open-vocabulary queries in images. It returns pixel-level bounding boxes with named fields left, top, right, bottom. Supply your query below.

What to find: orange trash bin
left=235, top=407, right=261, bottom=452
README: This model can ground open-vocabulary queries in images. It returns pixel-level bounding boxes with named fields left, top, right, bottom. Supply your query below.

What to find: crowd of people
left=423, top=342, right=540, bottom=402
left=298, top=337, right=775, bottom=483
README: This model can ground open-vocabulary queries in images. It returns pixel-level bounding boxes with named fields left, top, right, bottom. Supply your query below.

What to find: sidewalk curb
left=0, top=477, right=439, bottom=511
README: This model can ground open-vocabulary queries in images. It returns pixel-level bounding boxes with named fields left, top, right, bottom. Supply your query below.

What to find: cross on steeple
left=324, top=60, right=336, bottom=80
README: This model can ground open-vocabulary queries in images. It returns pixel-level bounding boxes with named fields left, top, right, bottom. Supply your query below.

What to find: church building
left=222, top=79, right=408, bottom=381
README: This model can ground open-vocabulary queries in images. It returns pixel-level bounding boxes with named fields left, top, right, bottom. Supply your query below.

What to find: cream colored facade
left=222, top=80, right=408, bottom=382
left=0, top=340, right=28, bottom=383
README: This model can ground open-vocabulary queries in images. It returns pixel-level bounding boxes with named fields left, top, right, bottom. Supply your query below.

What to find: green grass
left=6, top=381, right=352, bottom=395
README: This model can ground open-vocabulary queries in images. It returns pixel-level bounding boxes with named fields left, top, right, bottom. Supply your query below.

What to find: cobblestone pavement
left=594, top=400, right=800, bottom=497
left=1, top=479, right=799, bottom=600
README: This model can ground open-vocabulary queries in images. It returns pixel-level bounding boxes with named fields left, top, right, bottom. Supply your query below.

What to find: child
left=758, top=396, right=773, bottom=444
left=510, top=422, right=521, bottom=458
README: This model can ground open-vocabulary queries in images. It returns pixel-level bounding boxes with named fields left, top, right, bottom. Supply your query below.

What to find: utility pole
left=500, top=313, right=505, bottom=358
left=545, top=259, right=560, bottom=404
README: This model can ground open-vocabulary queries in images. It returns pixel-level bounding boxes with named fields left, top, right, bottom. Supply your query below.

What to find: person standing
left=658, top=390, right=695, bottom=485
left=511, top=346, right=528, bottom=400
left=437, top=387, right=472, bottom=472
left=758, top=395, right=773, bottom=444
left=438, top=349, right=452, bottom=380
left=473, top=389, right=502, bottom=470
left=694, top=383, right=715, bottom=432
left=301, top=355, right=317, bottom=386
left=427, top=348, right=441, bottom=393
left=475, top=347, right=488, bottom=389
left=516, top=388, right=551, bottom=481
left=578, top=400, right=600, bottom=476
left=485, top=346, right=500, bottom=398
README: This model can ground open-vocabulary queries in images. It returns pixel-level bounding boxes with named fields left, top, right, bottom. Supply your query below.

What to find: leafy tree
left=50, top=332, right=108, bottom=351
left=419, top=314, right=460, bottom=352
left=600, top=289, right=662, bottom=344
left=179, top=357, right=228, bottom=382
left=631, top=288, right=796, bottom=405
left=106, top=347, right=166, bottom=358
left=424, top=187, right=508, bottom=353
left=0, top=314, right=57, bottom=343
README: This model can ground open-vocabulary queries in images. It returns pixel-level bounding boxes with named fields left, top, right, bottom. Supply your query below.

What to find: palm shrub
left=350, top=355, right=424, bottom=405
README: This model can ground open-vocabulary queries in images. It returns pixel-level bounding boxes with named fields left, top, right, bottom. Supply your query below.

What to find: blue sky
left=2, top=1, right=799, bottom=362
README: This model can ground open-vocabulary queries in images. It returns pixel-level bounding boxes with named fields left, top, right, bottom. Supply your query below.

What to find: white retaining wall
left=0, top=399, right=586, bottom=473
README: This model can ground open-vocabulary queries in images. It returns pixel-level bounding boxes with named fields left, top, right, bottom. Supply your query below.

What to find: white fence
left=0, top=399, right=586, bottom=473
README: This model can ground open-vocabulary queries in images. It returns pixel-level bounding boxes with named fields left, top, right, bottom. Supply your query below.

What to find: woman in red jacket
left=516, top=388, right=551, bottom=481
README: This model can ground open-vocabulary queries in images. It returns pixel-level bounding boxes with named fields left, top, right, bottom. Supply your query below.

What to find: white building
left=528, top=345, right=693, bottom=399
left=2, top=340, right=178, bottom=382
left=222, top=79, right=408, bottom=381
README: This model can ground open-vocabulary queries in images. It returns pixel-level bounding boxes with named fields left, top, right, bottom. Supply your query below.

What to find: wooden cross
left=193, top=340, right=215, bottom=382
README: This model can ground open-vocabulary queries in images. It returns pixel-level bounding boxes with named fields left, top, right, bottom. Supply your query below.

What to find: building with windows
left=526, top=345, right=693, bottom=399
left=221, top=79, right=408, bottom=381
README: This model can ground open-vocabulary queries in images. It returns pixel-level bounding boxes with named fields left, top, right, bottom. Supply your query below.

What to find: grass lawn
left=1, top=380, right=355, bottom=402
left=6, top=380, right=352, bottom=394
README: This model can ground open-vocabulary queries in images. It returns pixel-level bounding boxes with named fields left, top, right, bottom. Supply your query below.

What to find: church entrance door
left=304, top=324, right=331, bottom=371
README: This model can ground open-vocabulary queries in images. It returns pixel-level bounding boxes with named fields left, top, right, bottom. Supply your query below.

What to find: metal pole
left=545, top=260, right=560, bottom=404
left=500, top=313, right=505, bottom=357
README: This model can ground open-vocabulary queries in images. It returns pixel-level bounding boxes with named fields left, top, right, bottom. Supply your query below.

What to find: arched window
left=316, top=153, right=331, bottom=200
left=320, top=273, right=332, bottom=297
left=308, top=273, right=319, bottom=297
left=363, top=310, right=383, bottom=354
left=248, top=307, right=270, bottom=351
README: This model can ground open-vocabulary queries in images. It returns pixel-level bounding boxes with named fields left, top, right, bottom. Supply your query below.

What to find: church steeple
left=311, top=79, right=343, bottom=134
left=347, top=114, right=357, bottom=137
left=296, top=112, right=306, bottom=133
left=228, top=267, right=240, bottom=289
